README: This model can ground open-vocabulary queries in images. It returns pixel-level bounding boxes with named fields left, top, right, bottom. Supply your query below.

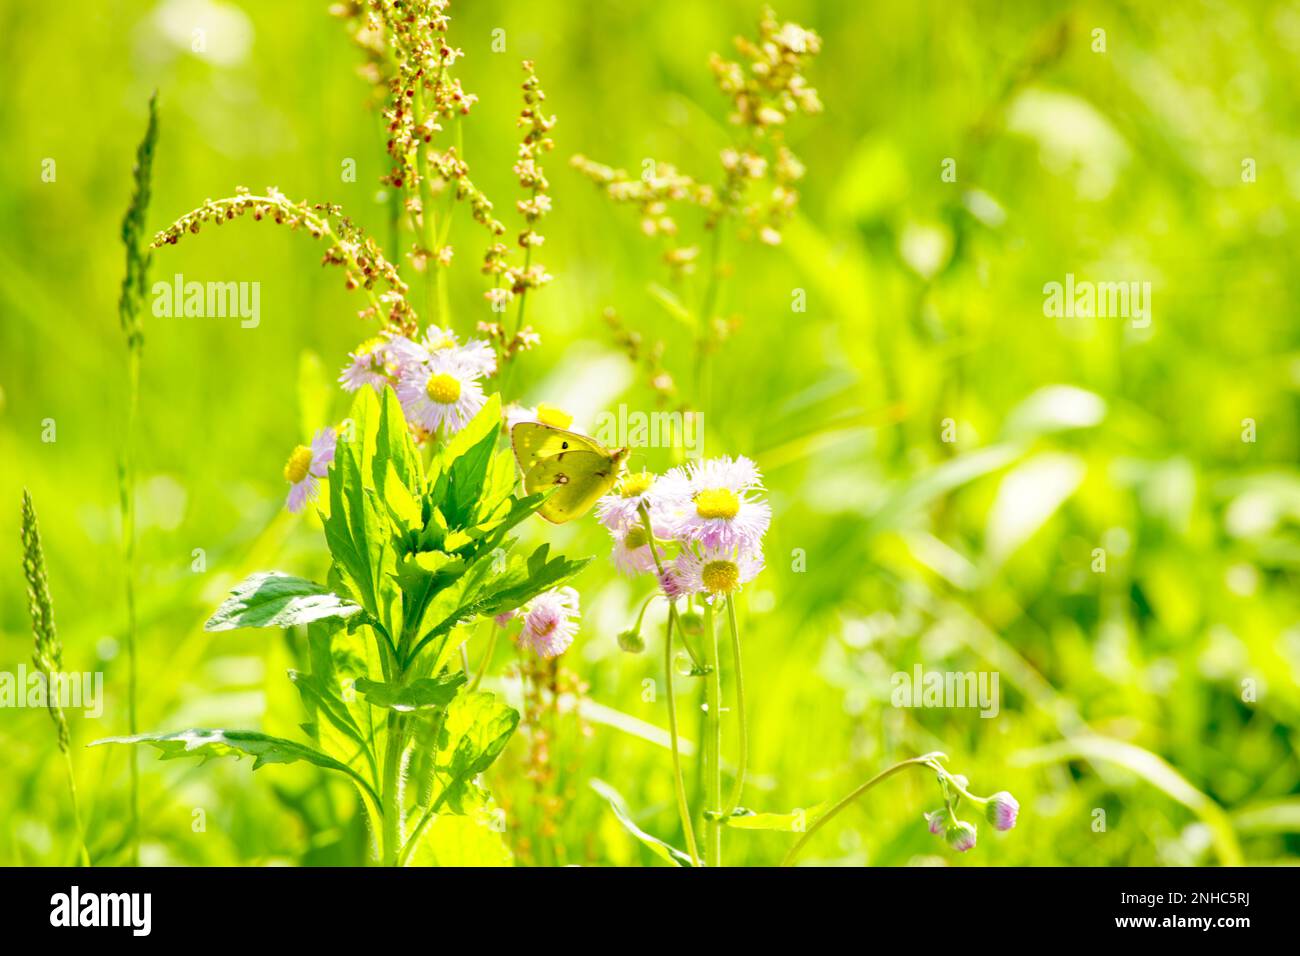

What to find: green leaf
left=90, top=728, right=380, bottom=807
left=1014, top=735, right=1243, bottom=866
left=475, top=543, right=591, bottom=618
left=355, top=672, right=467, bottom=712
left=431, top=394, right=502, bottom=526
left=723, top=803, right=829, bottom=831
left=590, top=778, right=694, bottom=866
left=374, top=385, right=423, bottom=494
left=984, top=452, right=1085, bottom=567
left=406, top=810, right=512, bottom=867
left=204, top=571, right=361, bottom=632
left=646, top=282, right=695, bottom=329
left=323, top=424, right=403, bottom=641
left=432, top=690, right=519, bottom=812
left=288, top=669, right=367, bottom=747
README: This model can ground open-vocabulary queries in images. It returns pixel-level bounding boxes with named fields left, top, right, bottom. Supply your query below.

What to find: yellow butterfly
left=511, top=421, right=629, bottom=523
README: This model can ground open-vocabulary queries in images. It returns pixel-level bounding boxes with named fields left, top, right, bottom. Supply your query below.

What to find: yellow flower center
left=620, top=471, right=654, bottom=498
left=695, top=488, right=740, bottom=520
left=283, top=445, right=313, bottom=484
left=426, top=328, right=457, bottom=350
left=357, top=336, right=385, bottom=356
left=425, top=372, right=461, bottom=404
left=623, top=526, right=650, bottom=550
left=701, top=560, right=740, bottom=594
left=536, top=403, right=573, bottom=428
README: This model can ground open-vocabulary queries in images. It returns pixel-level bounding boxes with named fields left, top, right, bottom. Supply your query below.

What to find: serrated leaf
left=475, top=544, right=591, bottom=618
left=432, top=691, right=519, bottom=813
left=323, top=425, right=403, bottom=641
left=90, top=728, right=379, bottom=807
left=204, top=571, right=361, bottom=632
left=288, top=669, right=367, bottom=749
left=355, top=672, right=467, bottom=712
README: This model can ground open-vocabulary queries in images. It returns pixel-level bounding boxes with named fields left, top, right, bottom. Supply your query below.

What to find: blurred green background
left=3, top=0, right=1300, bottom=866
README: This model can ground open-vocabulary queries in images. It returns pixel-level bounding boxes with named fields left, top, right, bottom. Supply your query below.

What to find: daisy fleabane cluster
left=336, top=324, right=496, bottom=441
left=596, top=455, right=770, bottom=606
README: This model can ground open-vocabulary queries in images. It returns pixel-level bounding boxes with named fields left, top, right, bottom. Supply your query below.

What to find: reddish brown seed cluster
left=483, top=61, right=557, bottom=315
left=151, top=187, right=417, bottom=334
left=572, top=6, right=822, bottom=261
left=499, top=655, right=592, bottom=866
left=602, top=307, right=687, bottom=412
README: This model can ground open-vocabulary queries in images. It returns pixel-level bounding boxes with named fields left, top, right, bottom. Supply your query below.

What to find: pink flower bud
left=945, top=820, right=977, bottom=852
left=985, top=791, right=1019, bottom=831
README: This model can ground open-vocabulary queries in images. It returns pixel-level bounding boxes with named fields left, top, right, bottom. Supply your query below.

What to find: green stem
left=663, top=607, right=701, bottom=866
left=722, top=597, right=747, bottom=816
left=380, top=712, right=406, bottom=866
left=413, top=85, right=441, bottom=327
left=702, top=602, right=722, bottom=866
left=693, top=224, right=723, bottom=415
left=780, top=753, right=945, bottom=867
left=122, top=342, right=141, bottom=867
left=398, top=788, right=450, bottom=867
left=62, top=750, right=90, bottom=867
left=469, top=622, right=500, bottom=692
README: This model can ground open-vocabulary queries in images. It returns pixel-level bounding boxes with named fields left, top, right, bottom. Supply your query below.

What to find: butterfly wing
left=511, top=422, right=627, bottom=523
left=523, top=449, right=623, bottom=523
left=511, top=422, right=605, bottom=472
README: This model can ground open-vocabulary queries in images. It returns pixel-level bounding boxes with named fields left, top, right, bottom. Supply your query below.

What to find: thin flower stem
left=702, top=602, right=723, bottom=865
left=722, top=596, right=747, bottom=816
left=663, top=608, right=701, bottom=866
left=469, top=622, right=500, bottom=692
left=780, top=753, right=946, bottom=867
left=693, top=224, right=724, bottom=414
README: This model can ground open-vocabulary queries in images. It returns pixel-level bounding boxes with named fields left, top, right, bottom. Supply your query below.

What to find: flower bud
left=945, top=820, right=977, bottom=852
left=678, top=609, right=704, bottom=638
left=923, top=809, right=946, bottom=835
left=617, top=629, right=645, bottom=654
left=985, top=791, right=1019, bottom=831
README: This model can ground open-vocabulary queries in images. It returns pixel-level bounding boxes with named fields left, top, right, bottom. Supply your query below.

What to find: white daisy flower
left=595, top=470, right=663, bottom=533
left=672, top=546, right=764, bottom=605
left=518, top=586, right=581, bottom=658
left=284, top=427, right=337, bottom=513
left=661, top=455, right=771, bottom=551
left=611, top=521, right=665, bottom=576
left=390, top=326, right=497, bottom=379
left=395, top=352, right=487, bottom=437
left=338, top=335, right=396, bottom=392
